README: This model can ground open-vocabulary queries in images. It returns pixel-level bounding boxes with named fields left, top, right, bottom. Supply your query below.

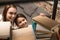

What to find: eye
left=14, top=12, right=16, bottom=15
left=22, top=19, right=25, bottom=21
left=19, top=21, right=21, bottom=24
left=9, top=12, right=16, bottom=15
left=9, top=12, right=13, bottom=15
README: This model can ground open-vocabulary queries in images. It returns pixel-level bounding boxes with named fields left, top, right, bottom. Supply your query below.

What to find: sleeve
left=32, top=20, right=37, bottom=30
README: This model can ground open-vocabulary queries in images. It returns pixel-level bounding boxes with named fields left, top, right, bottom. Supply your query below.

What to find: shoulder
left=28, top=25, right=32, bottom=28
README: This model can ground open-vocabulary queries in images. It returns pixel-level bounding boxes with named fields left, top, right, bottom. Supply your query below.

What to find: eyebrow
left=9, top=12, right=16, bottom=14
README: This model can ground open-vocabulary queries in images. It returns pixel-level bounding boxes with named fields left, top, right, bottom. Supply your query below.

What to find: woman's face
left=17, top=17, right=28, bottom=28
left=6, top=7, right=17, bottom=21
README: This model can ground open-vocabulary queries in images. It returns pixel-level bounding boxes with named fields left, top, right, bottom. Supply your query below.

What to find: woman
left=1, top=4, right=17, bottom=22
left=13, top=14, right=36, bottom=40
left=14, top=13, right=28, bottom=29
left=0, top=4, right=17, bottom=40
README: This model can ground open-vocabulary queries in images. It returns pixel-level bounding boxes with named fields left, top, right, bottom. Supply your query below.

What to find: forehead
left=7, top=7, right=17, bottom=12
left=17, top=17, right=25, bottom=21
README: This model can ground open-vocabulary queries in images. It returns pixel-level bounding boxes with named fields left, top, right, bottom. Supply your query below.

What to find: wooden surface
left=33, top=16, right=59, bottom=30
left=12, top=26, right=36, bottom=40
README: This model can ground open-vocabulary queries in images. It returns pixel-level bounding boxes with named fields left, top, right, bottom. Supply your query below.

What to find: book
left=12, top=26, right=36, bottom=40
left=33, top=16, right=59, bottom=31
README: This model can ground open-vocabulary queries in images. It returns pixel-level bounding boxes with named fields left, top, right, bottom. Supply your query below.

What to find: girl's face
left=6, top=7, right=17, bottom=21
left=17, top=17, right=28, bottom=28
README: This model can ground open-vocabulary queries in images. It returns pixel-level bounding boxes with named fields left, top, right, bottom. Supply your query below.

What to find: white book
left=0, top=22, right=11, bottom=39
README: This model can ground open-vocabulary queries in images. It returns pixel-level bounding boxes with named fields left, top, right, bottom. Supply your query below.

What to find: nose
left=12, top=14, right=15, bottom=18
left=22, top=21, right=27, bottom=25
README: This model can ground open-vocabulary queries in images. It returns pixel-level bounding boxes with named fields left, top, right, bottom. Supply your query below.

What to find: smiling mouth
left=10, top=17, right=14, bottom=20
left=9, top=19, right=13, bottom=22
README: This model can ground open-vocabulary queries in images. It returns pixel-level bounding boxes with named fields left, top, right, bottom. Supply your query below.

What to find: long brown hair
left=2, top=4, right=17, bottom=21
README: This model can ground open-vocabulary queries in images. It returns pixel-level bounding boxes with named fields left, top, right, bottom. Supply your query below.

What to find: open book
left=33, top=16, right=59, bottom=32
left=12, top=25, right=36, bottom=40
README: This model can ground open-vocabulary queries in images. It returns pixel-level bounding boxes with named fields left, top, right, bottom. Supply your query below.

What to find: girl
left=14, top=13, right=28, bottom=29
left=0, top=4, right=17, bottom=40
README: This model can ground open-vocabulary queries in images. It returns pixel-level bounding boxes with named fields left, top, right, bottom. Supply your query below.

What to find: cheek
left=25, top=20, right=28, bottom=24
left=17, top=23, right=20, bottom=27
left=18, top=23, right=23, bottom=28
left=14, top=15, right=16, bottom=18
left=6, top=13, right=11, bottom=17
left=17, top=21, right=22, bottom=27
left=19, top=23, right=23, bottom=26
